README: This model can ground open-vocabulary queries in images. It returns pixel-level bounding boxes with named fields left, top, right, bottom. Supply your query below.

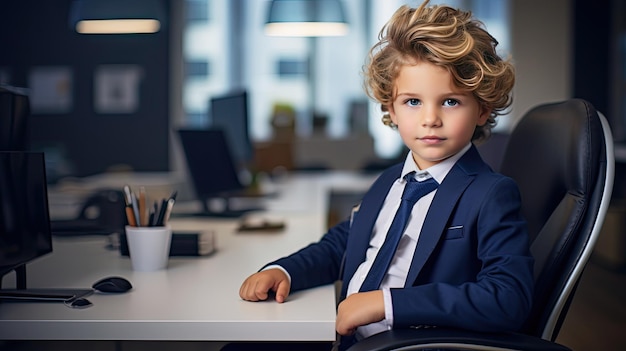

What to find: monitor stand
left=0, top=265, right=93, bottom=302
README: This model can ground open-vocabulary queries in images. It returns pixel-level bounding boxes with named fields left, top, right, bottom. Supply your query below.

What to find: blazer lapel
left=404, top=146, right=485, bottom=287
left=341, top=164, right=401, bottom=297
left=339, top=146, right=489, bottom=293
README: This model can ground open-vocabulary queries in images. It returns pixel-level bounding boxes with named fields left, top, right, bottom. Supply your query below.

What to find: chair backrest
left=499, top=99, right=614, bottom=341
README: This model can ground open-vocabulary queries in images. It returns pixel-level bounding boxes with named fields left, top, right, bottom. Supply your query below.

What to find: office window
left=242, top=0, right=367, bottom=139
left=186, top=0, right=210, bottom=22
left=277, top=59, right=308, bottom=77
left=181, top=0, right=511, bottom=158
left=181, top=0, right=366, bottom=138
left=185, top=60, right=210, bottom=78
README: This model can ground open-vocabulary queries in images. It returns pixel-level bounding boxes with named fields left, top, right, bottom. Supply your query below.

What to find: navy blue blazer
left=272, top=145, right=534, bottom=333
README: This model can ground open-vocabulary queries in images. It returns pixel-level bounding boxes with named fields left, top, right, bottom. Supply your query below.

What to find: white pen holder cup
left=125, top=225, right=172, bottom=271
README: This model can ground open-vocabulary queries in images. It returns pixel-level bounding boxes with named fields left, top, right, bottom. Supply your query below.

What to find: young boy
left=238, top=1, right=534, bottom=350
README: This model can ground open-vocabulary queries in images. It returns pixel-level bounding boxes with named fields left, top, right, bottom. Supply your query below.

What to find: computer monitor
left=0, top=85, right=30, bottom=151
left=209, top=90, right=253, bottom=169
left=177, top=128, right=262, bottom=218
left=0, top=151, right=96, bottom=302
left=0, top=151, right=52, bottom=288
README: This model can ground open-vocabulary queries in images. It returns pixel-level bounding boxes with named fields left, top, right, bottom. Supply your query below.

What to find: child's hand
left=239, top=268, right=291, bottom=303
left=336, top=290, right=385, bottom=335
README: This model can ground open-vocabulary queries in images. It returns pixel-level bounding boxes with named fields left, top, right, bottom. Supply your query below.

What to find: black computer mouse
left=92, top=276, right=133, bottom=293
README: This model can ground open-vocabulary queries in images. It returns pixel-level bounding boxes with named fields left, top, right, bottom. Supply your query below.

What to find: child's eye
left=443, top=99, right=459, bottom=107
left=405, top=98, right=421, bottom=107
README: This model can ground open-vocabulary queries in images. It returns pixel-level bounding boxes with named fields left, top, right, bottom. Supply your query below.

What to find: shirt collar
left=400, top=143, right=472, bottom=184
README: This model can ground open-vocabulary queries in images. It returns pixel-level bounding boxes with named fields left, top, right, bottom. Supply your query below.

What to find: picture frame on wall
left=94, top=64, right=143, bottom=114
left=28, top=66, right=73, bottom=114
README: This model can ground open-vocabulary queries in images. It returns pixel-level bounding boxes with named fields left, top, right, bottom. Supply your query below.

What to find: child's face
left=388, top=61, right=490, bottom=170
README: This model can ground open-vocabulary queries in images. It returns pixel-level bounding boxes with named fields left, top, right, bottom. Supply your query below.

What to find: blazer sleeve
left=268, top=219, right=350, bottom=291
left=390, top=176, right=534, bottom=332
left=267, top=164, right=402, bottom=292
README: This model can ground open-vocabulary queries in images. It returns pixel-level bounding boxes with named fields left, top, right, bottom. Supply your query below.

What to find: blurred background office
left=0, top=0, right=623, bottom=177
left=1, top=0, right=626, bottom=350
left=3, top=0, right=626, bottom=264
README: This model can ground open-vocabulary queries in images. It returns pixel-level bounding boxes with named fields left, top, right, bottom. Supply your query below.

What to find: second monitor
left=177, top=128, right=262, bottom=218
left=209, top=89, right=253, bottom=170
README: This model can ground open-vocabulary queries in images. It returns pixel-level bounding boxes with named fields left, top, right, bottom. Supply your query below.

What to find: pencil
left=125, top=205, right=137, bottom=226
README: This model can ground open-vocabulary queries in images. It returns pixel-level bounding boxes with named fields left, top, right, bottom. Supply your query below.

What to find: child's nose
left=420, top=106, right=440, bottom=126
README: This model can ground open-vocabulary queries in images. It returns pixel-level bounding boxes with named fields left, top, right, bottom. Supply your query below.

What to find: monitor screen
left=0, top=151, right=52, bottom=278
left=177, top=128, right=244, bottom=199
left=209, top=90, right=253, bottom=167
left=0, top=85, right=30, bottom=151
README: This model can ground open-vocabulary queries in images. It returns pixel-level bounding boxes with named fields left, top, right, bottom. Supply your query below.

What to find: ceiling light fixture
left=265, top=0, right=348, bottom=37
left=69, top=0, right=165, bottom=34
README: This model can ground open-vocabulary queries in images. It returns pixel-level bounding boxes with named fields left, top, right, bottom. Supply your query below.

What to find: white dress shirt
left=348, top=143, right=471, bottom=340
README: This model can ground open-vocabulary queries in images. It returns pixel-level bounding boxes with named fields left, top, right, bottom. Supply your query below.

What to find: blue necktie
left=359, top=174, right=438, bottom=292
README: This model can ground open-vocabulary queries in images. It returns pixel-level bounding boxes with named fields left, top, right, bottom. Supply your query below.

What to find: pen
left=139, top=186, right=147, bottom=226
left=148, top=209, right=155, bottom=227
left=123, top=185, right=132, bottom=206
left=155, top=199, right=168, bottom=227
left=151, top=201, right=159, bottom=226
left=162, top=197, right=176, bottom=226
left=121, top=186, right=178, bottom=227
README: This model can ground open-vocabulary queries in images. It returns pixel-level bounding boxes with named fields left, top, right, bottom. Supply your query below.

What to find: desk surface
left=0, top=171, right=376, bottom=342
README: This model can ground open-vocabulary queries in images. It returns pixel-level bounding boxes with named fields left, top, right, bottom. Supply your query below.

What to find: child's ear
left=477, top=106, right=491, bottom=126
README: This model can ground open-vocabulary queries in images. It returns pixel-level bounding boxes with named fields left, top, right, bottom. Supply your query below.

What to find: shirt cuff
left=262, top=264, right=292, bottom=284
left=382, top=287, right=394, bottom=329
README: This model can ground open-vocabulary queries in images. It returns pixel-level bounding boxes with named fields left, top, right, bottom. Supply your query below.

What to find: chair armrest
left=346, top=328, right=572, bottom=351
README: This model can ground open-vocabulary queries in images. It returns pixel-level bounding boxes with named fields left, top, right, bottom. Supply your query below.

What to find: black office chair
left=347, top=99, right=615, bottom=351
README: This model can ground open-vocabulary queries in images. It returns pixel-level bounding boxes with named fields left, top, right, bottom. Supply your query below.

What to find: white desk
left=0, top=171, right=376, bottom=342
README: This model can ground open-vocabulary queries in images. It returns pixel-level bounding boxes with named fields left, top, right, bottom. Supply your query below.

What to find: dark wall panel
left=572, top=0, right=611, bottom=130
left=0, top=0, right=170, bottom=177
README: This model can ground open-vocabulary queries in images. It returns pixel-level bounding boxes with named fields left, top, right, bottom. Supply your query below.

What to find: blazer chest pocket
left=444, top=225, right=464, bottom=239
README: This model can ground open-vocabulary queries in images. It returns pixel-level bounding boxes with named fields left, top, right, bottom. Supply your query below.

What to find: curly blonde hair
left=363, top=0, right=515, bottom=143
